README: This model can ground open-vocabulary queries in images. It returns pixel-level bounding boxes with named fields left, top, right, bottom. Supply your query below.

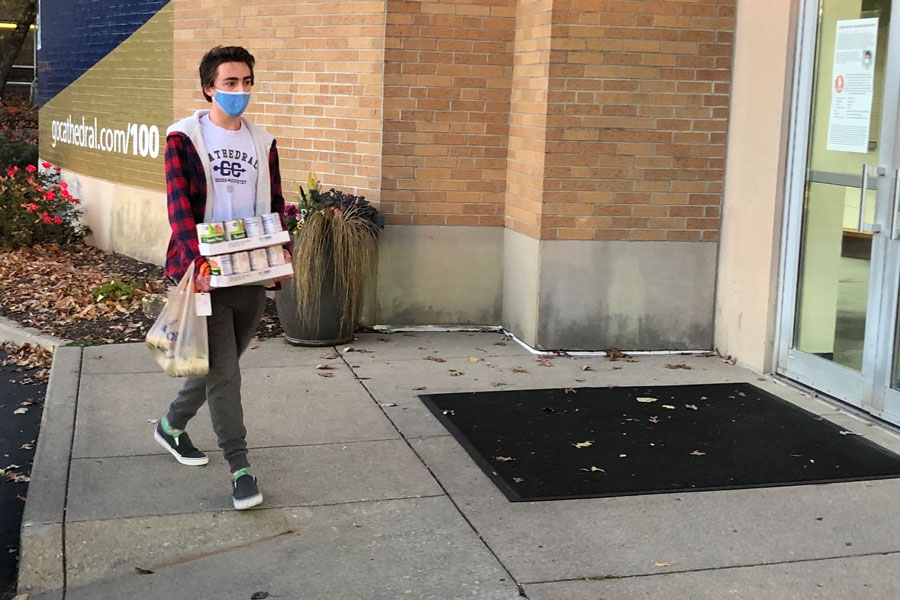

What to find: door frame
left=775, top=0, right=900, bottom=416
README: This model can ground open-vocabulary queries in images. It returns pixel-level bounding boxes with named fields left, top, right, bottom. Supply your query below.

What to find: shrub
left=0, top=163, right=91, bottom=249
left=0, top=126, right=38, bottom=169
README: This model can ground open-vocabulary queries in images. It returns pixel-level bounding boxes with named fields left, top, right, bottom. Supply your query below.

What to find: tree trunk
left=0, top=0, right=37, bottom=97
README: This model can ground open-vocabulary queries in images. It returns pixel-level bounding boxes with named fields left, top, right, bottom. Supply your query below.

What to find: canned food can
left=261, top=213, right=283, bottom=234
left=231, top=251, right=251, bottom=274
left=196, top=222, right=225, bottom=244
left=266, top=246, right=285, bottom=266
left=249, top=248, right=270, bottom=271
left=243, top=216, right=264, bottom=238
left=224, top=219, right=247, bottom=241
left=208, top=254, right=233, bottom=276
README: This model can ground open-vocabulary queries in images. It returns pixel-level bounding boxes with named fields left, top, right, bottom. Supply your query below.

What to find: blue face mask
left=213, top=89, right=251, bottom=118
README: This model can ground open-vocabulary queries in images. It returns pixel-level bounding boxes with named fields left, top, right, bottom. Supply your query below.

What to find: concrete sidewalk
left=16, top=332, right=900, bottom=599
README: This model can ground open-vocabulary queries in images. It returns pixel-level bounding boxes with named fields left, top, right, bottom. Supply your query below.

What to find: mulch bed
left=0, top=242, right=284, bottom=345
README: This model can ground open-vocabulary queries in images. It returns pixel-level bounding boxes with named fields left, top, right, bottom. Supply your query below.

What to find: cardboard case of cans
left=196, top=213, right=292, bottom=287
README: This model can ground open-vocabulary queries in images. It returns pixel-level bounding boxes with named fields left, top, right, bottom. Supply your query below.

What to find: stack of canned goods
left=196, top=213, right=287, bottom=277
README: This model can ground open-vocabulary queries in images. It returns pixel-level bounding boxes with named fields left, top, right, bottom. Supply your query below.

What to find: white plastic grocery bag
left=146, top=262, right=210, bottom=377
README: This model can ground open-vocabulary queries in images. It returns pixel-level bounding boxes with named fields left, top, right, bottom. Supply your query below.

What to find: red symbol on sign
left=834, top=75, right=845, bottom=93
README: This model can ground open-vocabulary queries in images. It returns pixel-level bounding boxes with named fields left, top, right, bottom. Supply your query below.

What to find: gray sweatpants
left=166, top=286, right=266, bottom=473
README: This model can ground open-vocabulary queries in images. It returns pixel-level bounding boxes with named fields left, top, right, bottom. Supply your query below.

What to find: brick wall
left=172, top=0, right=386, bottom=199
left=540, top=0, right=734, bottom=242
left=503, top=0, right=553, bottom=239
left=380, top=0, right=515, bottom=226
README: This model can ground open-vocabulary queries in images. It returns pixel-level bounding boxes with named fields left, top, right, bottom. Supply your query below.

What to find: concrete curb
left=0, top=314, right=69, bottom=349
left=17, top=345, right=82, bottom=597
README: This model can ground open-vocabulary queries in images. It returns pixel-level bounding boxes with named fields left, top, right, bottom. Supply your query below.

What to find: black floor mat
left=419, top=383, right=900, bottom=502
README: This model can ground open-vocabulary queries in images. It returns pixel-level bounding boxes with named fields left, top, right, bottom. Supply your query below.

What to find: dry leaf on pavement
left=654, top=561, right=672, bottom=567
left=690, top=450, right=706, bottom=456
left=424, top=356, right=446, bottom=363
left=511, top=366, right=528, bottom=373
left=572, top=440, right=594, bottom=449
left=411, top=386, right=427, bottom=390
left=636, top=397, right=657, bottom=403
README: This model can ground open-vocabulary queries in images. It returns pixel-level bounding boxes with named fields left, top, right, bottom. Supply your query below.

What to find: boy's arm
left=166, top=133, right=210, bottom=287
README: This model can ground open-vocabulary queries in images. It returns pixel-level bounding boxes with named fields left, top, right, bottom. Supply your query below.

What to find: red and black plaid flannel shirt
left=164, top=132, right=289, bottom=285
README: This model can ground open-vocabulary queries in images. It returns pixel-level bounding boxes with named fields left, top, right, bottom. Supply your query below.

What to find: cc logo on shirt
left=214, top=161, right=248, bottom=178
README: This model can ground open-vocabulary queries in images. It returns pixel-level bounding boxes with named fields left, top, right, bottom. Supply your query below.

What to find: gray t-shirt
left=200, top=115, right=259, bottom=222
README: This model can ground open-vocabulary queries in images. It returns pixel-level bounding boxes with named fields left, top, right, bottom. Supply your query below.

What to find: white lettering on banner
left=49, top=115, right=161, bottom=159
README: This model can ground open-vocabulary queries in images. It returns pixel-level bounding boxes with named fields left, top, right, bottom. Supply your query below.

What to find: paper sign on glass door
left=826, top=18, right=878, bottom=154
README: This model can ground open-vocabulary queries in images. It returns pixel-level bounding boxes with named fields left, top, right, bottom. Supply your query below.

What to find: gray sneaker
left=154, top=422, right=208, bottom=466
left=232, top=473, right=263, bottom=510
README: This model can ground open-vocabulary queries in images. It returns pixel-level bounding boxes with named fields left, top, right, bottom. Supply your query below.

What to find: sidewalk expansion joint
left=339, top=351, right=532, bottom=600
left=521, top=548, right=900, bottom=586
left=69, top=437, right=407, bottom=461
left=64, top=494, right=450, bottom=525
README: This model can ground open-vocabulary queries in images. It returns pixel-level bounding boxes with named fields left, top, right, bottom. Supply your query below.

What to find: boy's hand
left=196, top=260, right=214, bottom=292
left=274, top=248, right=293, bottom=283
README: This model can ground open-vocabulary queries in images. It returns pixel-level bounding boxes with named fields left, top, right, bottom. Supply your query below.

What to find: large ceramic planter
left=274, top=270, right=355, bottom=347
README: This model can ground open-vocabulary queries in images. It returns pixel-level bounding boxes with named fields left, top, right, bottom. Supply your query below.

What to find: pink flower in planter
left=25, top=165, right=36, bottom=173
left=41, top=162, right=51, bottom=168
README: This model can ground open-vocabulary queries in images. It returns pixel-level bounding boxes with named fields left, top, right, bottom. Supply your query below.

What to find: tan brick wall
left=503, top=0, right=553, bottom=239
left=168, top=0, right=734, bottom=240
left=172, top=0, right=386, bottom=200
left=381, top=0, right=515, bottom=226
left=540, top=0, right=734, bottom=241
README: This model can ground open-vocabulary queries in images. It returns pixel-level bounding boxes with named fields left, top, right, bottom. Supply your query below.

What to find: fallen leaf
left=442, top=409, right=455, bottom=416
left=685, top=404, right=698, bottom=411
left=580, top=466, right=605, bottom=473
left=425, top=356, right=446, bottom=363
left=315, top=364, right=333, bottom=370
left=468, top=356, right=480, bottom=363
left=513, top=477, right=525, bottom=483
left=493, top=341, right=507, bottom=346
left=838, top=430, right=858, bottom=436
left=605, top=348, right=636, bottom=362
left=495, top=456, right=515, bottom=462
left=249, top=345, right=260, bottom=350
left=13, top=407, right=27, bottom=414
left=251, top=593, right=270, bottom=600
left=316, top=372, right=334, bottom=378
left=511, top=366, right=528, bottom=373
left=491, top=381, right=506, bottom=387
left=448, top=370, right=464, bottom=376
left=320, top=349, right=339, bottom=359
left=411, top=386, right=427, bottom=390
left=654, top=561, right=672, bottom=567
left=690, top=450, right=706, bottom=456
left=12, top=594, right=29, bottom=600
left=19, top=443, right=33, bottom=450
left=147, top=419, right=159, bottom=424
left=564, top=388, right=577, bottom=394
left=649, top=416, right=659, bottom=423
left=636, top=397, right=657, bottom=403
left=582, top=365, right=593, bottom=371
left=619, top=454, right=627, bottom=458
left=661, top=404, right=675, bottom=410
left=665, top=363, right=692, bottom=370
left=573, top=440, right=594, bottom=449
left=379, top=402, right=397, bottom=407
left=575, top=378, right=585, bottom=382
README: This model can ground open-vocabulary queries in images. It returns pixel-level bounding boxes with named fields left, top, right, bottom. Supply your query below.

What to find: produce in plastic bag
left=146, top=262, right=210, bottom=377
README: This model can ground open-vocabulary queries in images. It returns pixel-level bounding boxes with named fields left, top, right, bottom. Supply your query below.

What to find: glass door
left=779, top=0, right=900, bottom=419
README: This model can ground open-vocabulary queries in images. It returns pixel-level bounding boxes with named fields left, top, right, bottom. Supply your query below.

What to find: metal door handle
left=859, top=165, right=883, bottom=234
left=892, top=169, right=900, bottom=240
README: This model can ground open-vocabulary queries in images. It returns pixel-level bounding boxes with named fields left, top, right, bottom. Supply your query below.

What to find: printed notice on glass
left=826, top=18, right=879, bottom=153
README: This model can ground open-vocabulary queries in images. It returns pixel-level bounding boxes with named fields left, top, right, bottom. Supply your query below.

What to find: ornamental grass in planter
left=275, top=174, right=384, bottom=346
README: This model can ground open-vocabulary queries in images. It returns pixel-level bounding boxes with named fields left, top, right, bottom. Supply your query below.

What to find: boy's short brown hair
left=198, top=46, right=255, bottom=102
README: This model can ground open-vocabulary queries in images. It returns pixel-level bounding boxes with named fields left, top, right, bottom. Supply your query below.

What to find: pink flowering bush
left=0, top=163, right=91, bottom=248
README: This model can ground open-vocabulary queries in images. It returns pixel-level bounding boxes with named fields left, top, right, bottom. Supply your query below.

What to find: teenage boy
left=154, top=46, right=291, bottom=510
